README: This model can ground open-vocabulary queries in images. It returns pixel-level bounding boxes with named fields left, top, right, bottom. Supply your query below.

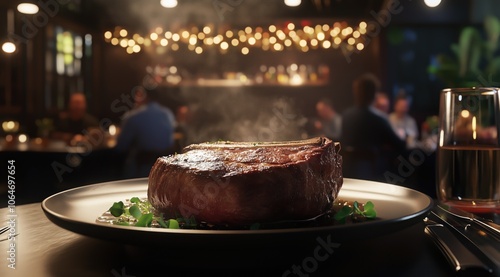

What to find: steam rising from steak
left=148, top=137, right=342, bottom=225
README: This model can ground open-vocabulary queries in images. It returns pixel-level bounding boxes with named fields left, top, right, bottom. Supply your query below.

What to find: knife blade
left=437, top=204, right=500, bottom=238
left=424, top=214, right=493, bottom=274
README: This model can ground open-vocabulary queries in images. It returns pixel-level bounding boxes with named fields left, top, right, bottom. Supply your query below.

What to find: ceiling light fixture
left=424, top=0, right=441, bottom=8
left=2, top=42, right=16, bottom=53
left=17, top=3, right=39, bottom=14
left=2, top=10, right=16, bottom=54
left=284, top=0, right=301, bottom=7
left=160, top=0, right=178, bottom=8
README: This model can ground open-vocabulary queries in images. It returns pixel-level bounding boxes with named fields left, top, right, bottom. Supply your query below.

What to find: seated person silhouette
left=341, top=74, right=405, bottom=181
left=115, top=88, right=176, bottom=178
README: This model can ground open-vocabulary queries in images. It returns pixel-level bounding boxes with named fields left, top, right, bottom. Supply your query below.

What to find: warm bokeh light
left=160, top=0, right=178, bottom=8
left=472, top=116, right=477, bottom=139
left=17, top=3, right=39, bottom=14
left=2, top=121, right=19, bottom=132
left=2, top=42, right=16, bottom=53
left=120, top=39, right=128, bottom=48
left=108, top=125, right=117, bottom=136
left=189, top=36, right=197, bottom=45
left=290, top=74, right=303, bottom=85
left=241, top=47, right=249, bottom=55
left=284, top=0, right=301, bottom=7
left=18, top=134, right=28, bottom=143
left=424, top=0, right=441, bottom=8
left=213, top=35, right=222, bottom=44
left=104, top=21, right=366, bottom=55
left=204, top=37, right=214, bottom=45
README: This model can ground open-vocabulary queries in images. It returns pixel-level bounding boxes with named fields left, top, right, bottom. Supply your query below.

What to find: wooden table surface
left=0, top=202, right=471, bottom=277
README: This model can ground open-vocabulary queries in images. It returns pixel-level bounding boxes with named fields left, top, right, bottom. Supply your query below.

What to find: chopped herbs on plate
left=100, top=197, right=377, bottom=230
left=104, top=197, right=195, bottom=229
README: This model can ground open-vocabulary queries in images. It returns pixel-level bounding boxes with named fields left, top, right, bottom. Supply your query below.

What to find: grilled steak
left=148, top=137, right=342, bottom=225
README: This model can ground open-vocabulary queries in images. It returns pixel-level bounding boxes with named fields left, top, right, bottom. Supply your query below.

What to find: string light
left=105, top=21, right=367, bottom=55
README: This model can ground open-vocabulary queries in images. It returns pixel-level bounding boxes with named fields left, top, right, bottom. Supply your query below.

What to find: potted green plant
left=428, top=16, right=500, bottom=87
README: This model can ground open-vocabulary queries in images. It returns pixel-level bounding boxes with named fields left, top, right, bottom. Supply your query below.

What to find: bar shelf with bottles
left=147, top=63, right=330, bottom=88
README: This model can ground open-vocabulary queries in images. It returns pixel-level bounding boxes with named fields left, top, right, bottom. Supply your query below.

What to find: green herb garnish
left=107, top=198, right=377, bottom=229
left=333, top=201, right=377, bottom=223
left=108, top=198, right=180, bottom=229
left=109, top=201, right=125, bottom=217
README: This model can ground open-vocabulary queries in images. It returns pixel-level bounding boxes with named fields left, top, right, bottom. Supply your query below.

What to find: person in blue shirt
left=115, top=88, right=176, bottom=177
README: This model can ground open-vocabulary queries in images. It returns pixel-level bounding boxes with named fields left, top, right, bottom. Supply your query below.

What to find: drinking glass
left=437, top=87, right=500, bottom=213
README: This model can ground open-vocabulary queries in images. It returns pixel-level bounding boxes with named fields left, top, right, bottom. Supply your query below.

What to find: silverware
left=0, top=225, right=9, bottom=235
left=437, top=204, right=500, bottom=237
left=431, top=206, right=500, bottom=276
left=0, top=225, right=11, bottom=242
left=424, top=213, right=494, bottom=274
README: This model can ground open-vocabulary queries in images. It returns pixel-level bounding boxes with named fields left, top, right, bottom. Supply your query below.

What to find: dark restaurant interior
left=0, top=0, right=500, bottom=276
left=3, top=0, right=497, bottom=204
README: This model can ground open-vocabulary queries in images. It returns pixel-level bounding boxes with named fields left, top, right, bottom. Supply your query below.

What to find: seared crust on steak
left=148, top=137, right=342, bottom=225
